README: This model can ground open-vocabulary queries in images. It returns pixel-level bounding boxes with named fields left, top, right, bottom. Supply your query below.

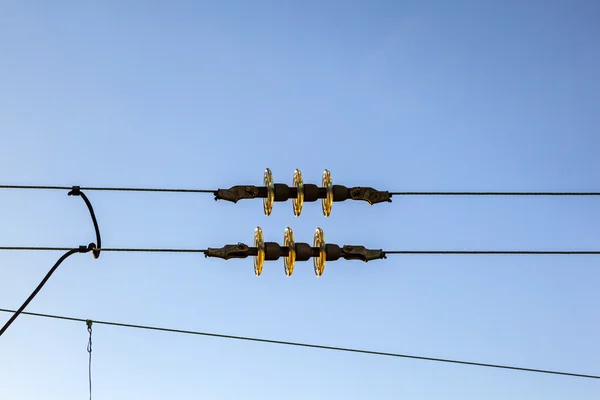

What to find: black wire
left=0, top=185, right=73, bottom=190
left=0, top=185, right=215, bottom=193
left=98, top=248, right=208, bottom=253
left=390, top=191, right=600, bottom=196
left=384, top=250, right=600, bottom=255
left=0, top=308, right=597, bottom=380
left=0, top=247, right=91, bottom=336
left=0, top=247, right=599, bottom=255
left=1, top=185, right=599, bottom=196
left=0, top=247, right=207, bottom=253
left=68, top=189, right=102, bottom=259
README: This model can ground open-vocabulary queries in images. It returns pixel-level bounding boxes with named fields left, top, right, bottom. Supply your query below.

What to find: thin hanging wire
left=86, top=320, right=93, bottom=400
left=0, top=308, right=597, bottom=380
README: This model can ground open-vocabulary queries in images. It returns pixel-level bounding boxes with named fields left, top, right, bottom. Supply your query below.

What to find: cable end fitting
left=79, top=243, right=100, bottom=259
left=91, top=242, right=100, bottom=259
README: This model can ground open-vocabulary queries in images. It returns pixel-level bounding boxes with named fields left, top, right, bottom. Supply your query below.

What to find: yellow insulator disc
left=253, top=226, right=265, bottom=276
left=292, top=169, right=304, bottom=217
left=263, top=168, right=274, bottom=216
left=313, top=227, right=326, bottom=277
left=321, top=169, right=333, bottom=217
left=283, top=227, right=295, bottom=276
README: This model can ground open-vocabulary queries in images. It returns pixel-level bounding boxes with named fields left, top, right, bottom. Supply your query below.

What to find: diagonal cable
left=0, top=308, right=597, bottom=380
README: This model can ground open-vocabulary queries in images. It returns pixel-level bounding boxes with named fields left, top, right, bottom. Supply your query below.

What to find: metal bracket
left=349, top=187, right=392, bottom=205
left=204, top=243, right=252, bottom=259
left=341, top=245, right=387, bottom=262
left=214, top=186, right=260, bottom=203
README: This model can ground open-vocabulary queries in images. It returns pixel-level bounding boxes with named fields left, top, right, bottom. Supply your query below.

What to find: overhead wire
left=389, top=191, right=600, bottom=196
left=384, top=250, right=600, bottom=255
left=0, top=185, right=214, bottom=193
left=0, top=246, right=599, bottom=255
left=1, top=184, right=599, bottom=196
left=0, top=247, right=207, bottom=253
left=1, top=183, right=598, bottom=382
left=0, top=308, right=597, bottom=380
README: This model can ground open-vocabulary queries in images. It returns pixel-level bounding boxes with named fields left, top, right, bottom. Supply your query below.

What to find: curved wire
left=0, top=307, right=597, bottom=380
left=68, top=187, right=101, bottom=259
left=0, top=245, right=92, bottom=336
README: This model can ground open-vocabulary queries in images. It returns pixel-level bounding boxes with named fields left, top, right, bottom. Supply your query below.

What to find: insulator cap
left=253, top=227, right=265, bottom=276
left=322, top=170, right=333, bottom=217
left=263, top=168, right=274, bottom=216
left=284, top=227, right=295, bottom=276
left=313, top=227, right=326, bottom=276
left=293, top=169, right=304, bottom=217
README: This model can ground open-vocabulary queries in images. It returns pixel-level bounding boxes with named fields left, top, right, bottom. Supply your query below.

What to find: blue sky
left=1, top=1, right=599, bottom=398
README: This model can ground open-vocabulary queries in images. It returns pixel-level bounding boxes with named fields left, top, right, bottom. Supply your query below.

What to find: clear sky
left=1, top=1, right=599, bottom=398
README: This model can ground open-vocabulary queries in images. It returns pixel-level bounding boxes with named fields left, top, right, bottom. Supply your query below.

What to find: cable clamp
left=68, top=186, right=82, bottom=196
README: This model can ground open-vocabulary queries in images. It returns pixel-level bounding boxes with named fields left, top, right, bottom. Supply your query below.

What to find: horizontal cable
left=0, top=185, right=214, bottom=193
left=0, top=308, right=597, bottom=380
left=1, top=185, right=598, bottom=196
left=390, top=191, right=600, bottom=196
left=0, top=247, right=599, bottom=255
left=0, top=247, right=207, bottom=253
left=385, top=250, right=600, bottom=255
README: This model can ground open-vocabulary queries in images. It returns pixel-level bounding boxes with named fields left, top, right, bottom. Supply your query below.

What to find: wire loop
left=68, top=187, right=102, bottom=259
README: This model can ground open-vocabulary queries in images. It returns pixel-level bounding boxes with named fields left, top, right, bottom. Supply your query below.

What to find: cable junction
left=0, top=187, right=102, bottom=336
